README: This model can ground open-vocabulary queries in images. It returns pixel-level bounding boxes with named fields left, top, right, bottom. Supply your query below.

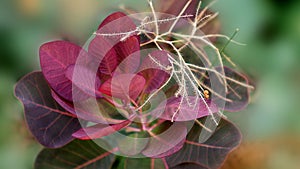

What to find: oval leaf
left=15, top=72, right=81, bottom=148
left=165, top=119, right=241, bottom=169
left=89, top=12, right=140, bottom=78
left=40, top=40, right=89, bottom=101
left=35, top=139, right=116, bottom=169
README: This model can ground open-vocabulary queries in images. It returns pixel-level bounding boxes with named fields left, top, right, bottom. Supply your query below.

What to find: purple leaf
left=165, top=119, right=242, bottom=169
left=35, top=139, right=116, bottom=169
left=51, top=90, right=76, bottom=115
left=39, top=40, right=89, bottom=101
left=14, top=72, right=81, bottom=148
left=156, top=97, right=219, bottom=121
left=72, top=120, right=131, bottom=140
left=99, top=74, right=146, bottom=101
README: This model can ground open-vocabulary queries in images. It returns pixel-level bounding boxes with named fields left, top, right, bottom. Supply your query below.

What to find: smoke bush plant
left=15, top=0, right=253, bottom=168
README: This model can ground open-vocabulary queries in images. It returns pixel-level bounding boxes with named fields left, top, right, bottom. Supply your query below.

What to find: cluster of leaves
left=15, top=0, right=252, bottom=168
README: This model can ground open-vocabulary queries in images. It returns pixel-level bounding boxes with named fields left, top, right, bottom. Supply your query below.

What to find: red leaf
left=72, top=120, right=131, bottom=140
left=39, top=40, right=89, bottom=101
left=89, top=12, right=140, bottom=79
left=65, top=64, right=102, bottom=97
left=88, top=35, right=118, bottom=76
left=99, top=74, right=146, bottom=101
left=113, top=36, right=140, bottom=74
left=97, top=12, right=137, bottom=34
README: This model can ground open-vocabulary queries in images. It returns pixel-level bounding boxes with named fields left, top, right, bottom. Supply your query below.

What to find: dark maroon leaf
left=156, top=97, right=219, bottom=121
left=35, top=139, right=116, bottom=169
left=99, top=74, right=146, bottom=101
left=14, top=72, right=81, bottom=148
left=72, top=120, right=131, bottom=140
left=165, top=119, right=241, bottom=169
left=39, top=40, right=89, bottom=101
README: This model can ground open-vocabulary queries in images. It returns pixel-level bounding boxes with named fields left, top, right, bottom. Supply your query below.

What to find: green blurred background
left=0, top=0, right=299, bottom=168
